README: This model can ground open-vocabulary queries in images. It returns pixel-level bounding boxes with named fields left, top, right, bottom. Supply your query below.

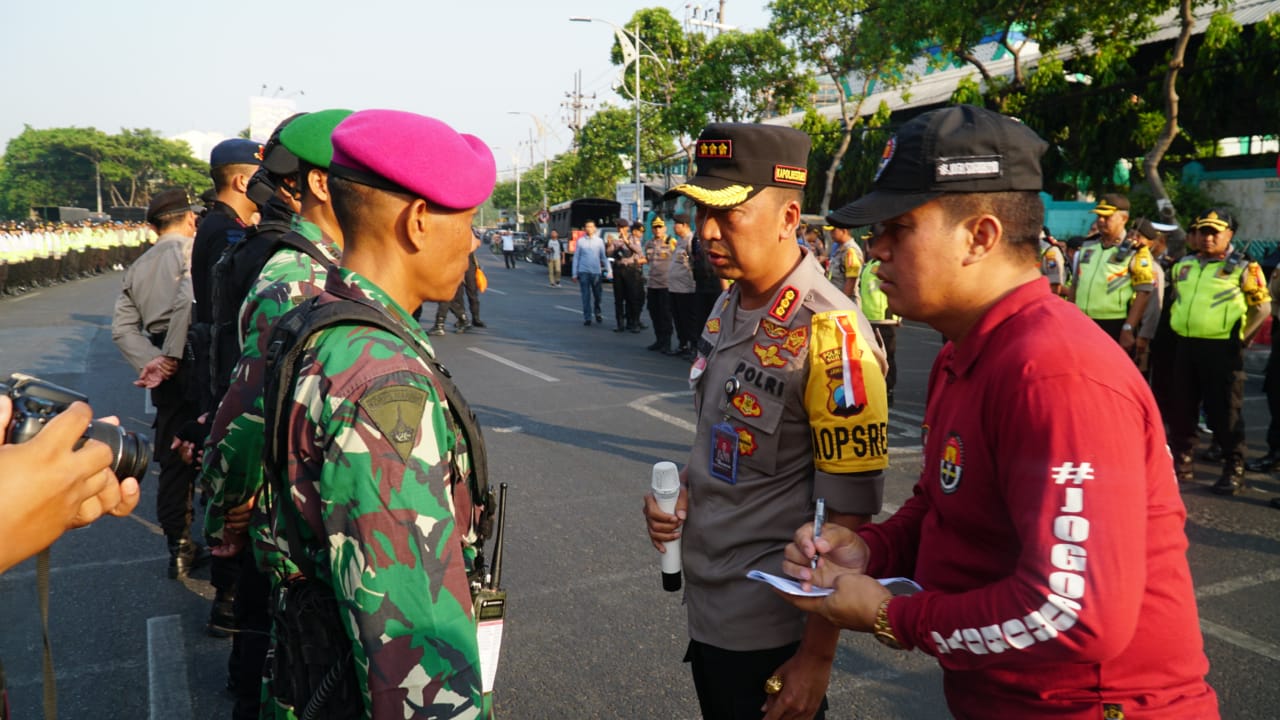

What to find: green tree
left=770, top=0, right=905, bottom=214
left=668, top=29, right=816, bottom=133
left=873, top=0, right=1175, bottom=110
left=0, top=126, right=209, bottom=219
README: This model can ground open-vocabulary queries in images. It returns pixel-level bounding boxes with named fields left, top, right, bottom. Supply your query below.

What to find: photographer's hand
left=0, top=397, right=140, bottom=574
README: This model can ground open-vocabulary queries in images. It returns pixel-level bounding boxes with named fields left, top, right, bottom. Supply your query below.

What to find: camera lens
left=80, top=422, right=153, bottom=481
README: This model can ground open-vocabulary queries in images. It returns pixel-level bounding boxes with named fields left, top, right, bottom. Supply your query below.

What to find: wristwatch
left=873, top=597, right=903, bottom=650
left=1122, top=322, right=1134, bottom=332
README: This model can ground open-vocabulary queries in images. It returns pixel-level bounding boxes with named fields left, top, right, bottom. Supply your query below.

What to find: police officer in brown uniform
left=644, top=124, right=888, bottom=720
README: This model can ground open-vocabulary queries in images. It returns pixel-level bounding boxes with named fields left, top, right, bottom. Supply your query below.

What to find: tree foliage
left=770, top=0, right=904, bottom=213
left=668, top=29, right=816, bottom=133
left=0, top=126, right=209, bottom=219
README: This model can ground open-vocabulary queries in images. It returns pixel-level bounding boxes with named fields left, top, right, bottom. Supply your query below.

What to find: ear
left=403, top=198, right=433, bottom=252
left=308, top=169, right=330, bottom=204
left=779, top=196, right=802, bottom=242
left=233, top=172, right=252, bottom=194
left=962, top=214, right=1003, bottom=266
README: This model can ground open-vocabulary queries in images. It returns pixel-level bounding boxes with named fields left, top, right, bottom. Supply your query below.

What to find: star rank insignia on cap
left=697, top=140, right=733, bottom=158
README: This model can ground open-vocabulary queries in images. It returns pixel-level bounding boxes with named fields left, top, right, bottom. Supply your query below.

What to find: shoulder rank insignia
left=705, top=317, right=721, bottom=335
left=359, top=385, right=429, bottom=463
left=768, top=285, right=802, bottom=324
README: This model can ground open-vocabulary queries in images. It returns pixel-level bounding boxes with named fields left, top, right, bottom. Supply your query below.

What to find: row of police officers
left=1063, top=193, right=1270, bottom=494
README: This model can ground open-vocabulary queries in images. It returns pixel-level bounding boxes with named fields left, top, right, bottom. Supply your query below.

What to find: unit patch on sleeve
left=705, top=317, right=721, bottom=334
left=359, top=385, right=430, bottom=463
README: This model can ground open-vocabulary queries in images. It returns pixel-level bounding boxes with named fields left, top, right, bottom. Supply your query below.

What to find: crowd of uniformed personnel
left=0, top=220, right=155, bottom=296
left=1030, top=192, right=1271, bottom=497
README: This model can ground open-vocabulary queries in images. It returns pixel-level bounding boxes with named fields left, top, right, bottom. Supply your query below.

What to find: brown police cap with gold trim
left=664, top=123, right=811, bottom=209
left=1091, top=193, right=1130, bottom=217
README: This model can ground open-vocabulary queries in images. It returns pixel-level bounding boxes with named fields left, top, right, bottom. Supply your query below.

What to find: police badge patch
left=874, top=136, right=896, bottom=182
left=939, top=432, right=964, bottom=494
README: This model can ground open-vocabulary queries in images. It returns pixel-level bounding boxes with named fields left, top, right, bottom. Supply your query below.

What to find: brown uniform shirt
left=683, top=251, right=888, bottom=650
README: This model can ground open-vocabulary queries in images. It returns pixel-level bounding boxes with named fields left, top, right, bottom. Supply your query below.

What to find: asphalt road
left=1, top=250, right=1277, bottom=719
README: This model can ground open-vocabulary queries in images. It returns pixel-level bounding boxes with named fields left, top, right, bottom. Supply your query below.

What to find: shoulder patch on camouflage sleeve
left=359, top=385, right=429, bottom=463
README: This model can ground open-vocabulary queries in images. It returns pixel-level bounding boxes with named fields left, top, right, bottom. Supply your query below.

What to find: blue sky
left=2, top=1, right=773, bottom=175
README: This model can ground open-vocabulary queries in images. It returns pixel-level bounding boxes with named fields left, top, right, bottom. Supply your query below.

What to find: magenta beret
left=329, top=109, right=496, bottom=210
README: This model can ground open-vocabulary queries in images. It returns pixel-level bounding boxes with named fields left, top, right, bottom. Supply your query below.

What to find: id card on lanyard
left=709, top=377, right=742, bottom=484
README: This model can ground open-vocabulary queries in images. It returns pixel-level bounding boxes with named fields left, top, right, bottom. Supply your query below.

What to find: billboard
left=248, top=97, right=298, bottom=143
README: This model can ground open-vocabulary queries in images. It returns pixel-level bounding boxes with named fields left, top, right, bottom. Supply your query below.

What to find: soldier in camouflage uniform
left=259, top=109, right=495, bottom=719
left=198, top=109, right=351, bottom=720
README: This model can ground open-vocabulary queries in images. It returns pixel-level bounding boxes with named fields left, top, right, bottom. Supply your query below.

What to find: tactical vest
left=1170, top=254, right=1249, bottom=340
left=1075, top=241, right=1136, bottom=320
left=859, top=259, right=898, bottom=324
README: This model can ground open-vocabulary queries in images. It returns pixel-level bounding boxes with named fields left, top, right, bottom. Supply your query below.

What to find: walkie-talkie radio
left=474, top=483, right=508, bottom=703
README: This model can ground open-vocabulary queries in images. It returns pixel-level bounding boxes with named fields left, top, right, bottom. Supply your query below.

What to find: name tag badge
left=709, top=422, right=739, bottom=484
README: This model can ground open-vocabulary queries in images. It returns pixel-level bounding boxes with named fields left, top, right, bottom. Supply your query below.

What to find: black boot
left=207, top=588, right=237, bottom=637
left=470, top=318, right=486, bottom=328
left=428, top=323, right=446, bottom=336
left=1245, top=450, right=1280, bottom=473
left=1201, top=444, right=1224, bottom=463
left=168, top=537, right=210, bottom=579
left=1211, top=461, right=1246, bottom=496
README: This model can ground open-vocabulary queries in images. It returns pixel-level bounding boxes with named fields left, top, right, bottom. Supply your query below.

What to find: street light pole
left=508, top=111, right=551, bottom=233
left=633, top=19, right=642, bottom=223
left=571, top=16, right=650, bottom=222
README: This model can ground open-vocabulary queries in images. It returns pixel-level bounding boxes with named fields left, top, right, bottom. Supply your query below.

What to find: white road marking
left=5, top=291, right=42, bottom=303
left=1201, top=619, right=1280, bottom=662
left=555, top=305, right=581, bottom=314
left=486, top=288, right=508, bottom=295
left=628, top=391, right=698, bottom=433
left=490, top=426, right=524, bottom=434
left=1195, top=566, right=1280, bottom=598
left=147, top=615, right=193, bottom=720
left=467, top=347, right=559, bottom=382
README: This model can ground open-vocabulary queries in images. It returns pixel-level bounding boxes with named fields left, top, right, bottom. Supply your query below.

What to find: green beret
left=280, top=108, right=354, bottom=169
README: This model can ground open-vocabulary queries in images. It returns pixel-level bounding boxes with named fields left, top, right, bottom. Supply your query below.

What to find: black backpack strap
left=262, top=296, right=491, bottom=580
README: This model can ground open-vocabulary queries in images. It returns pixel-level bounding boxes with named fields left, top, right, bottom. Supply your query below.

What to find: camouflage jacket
left=201, top=217, right=338, bottom=546
left=262, top=267, right=486, bottom=719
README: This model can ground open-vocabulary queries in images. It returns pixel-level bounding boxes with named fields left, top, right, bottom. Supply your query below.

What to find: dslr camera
left=2, top=373, right=152, bottom=480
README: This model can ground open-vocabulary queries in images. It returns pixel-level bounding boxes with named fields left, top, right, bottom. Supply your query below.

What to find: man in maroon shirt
left=778, top=105, right=1219, bottom=719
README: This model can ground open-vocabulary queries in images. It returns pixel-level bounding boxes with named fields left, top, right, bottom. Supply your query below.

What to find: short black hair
left=936, top=192, right=1043, bottom=262
left=211, top=163, right=258, bottom=192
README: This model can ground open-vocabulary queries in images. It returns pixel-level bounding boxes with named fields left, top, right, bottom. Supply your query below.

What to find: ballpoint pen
left=811, top=498, right=825, bottom=570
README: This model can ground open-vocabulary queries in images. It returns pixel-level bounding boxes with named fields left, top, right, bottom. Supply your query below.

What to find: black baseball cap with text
left=664, top=123, right=811, bottom=209
left=827, top=104, right=1048, bottom=227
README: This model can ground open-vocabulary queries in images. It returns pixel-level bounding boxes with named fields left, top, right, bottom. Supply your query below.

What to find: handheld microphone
left=651, top=461, right=682, bottom=592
